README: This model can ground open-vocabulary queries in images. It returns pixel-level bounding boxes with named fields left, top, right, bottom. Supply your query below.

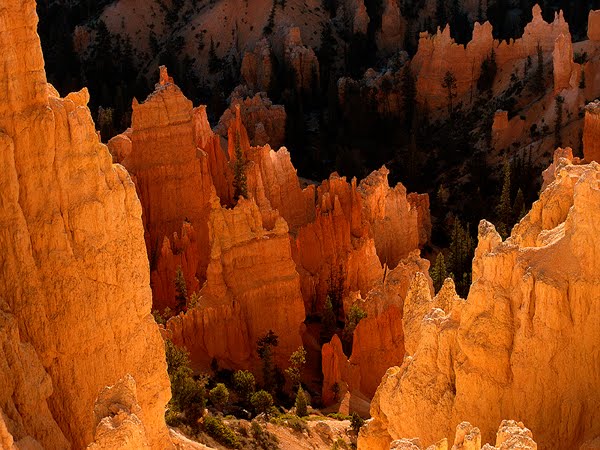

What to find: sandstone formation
left=166, top=192, right=306, bottom=372
left=583, top=100, right=600, bottom=162
left=87, top=375, right=151, bottom=450
left=359, top=155, right=600, bottom=449
left=321, top=253, right=433, bottom=407
left=241, top=38, right=273, bottom=93
left=588, top=10, right=600, bottom=41
left=284, top=27, right=320, bottom=94
left=411, top=6, right=569, bottom=109
left=0, top=0, right=171, bottom=447
left=215, top=91, right=287, bottom=148
left=339, top=0, right=370, bottom=35
left=376, top=0, right=407, bottom=56
left=359, top=167, right=430, bottom=267
left=383, top=421, right=537, bottom=450
left=109, top=67, right=231, bottom=310
left=553, top=33, right=576, bottom=92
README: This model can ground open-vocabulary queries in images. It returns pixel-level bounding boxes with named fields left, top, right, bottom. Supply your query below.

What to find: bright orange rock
left=359, top=157, right=600, bottom=449
left=588, top=10, right=600, bottom=41
left=321, top=253, right=433, bottom=407
left=0, top=1, right=171, bottom=447
left=166, top=192, right=306, bottom=372
left=584, top=100, right=600, bottom=162
left=112, top=67, right=216, bottom=310
left=216, top=91, right=287, bottom=149
left=553, top=33, right=576, bottom=92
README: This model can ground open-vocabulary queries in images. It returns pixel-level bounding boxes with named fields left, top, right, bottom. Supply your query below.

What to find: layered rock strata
left=0, top=1, right=171, bottom=447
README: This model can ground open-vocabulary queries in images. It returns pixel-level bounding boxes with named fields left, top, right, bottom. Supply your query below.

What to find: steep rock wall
left=0, top=1, right=171, bottom=447
left=359, top=154, right=600, bottom=449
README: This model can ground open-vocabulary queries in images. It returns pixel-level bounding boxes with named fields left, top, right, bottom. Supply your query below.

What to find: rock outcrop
left=0, top=0, right=171, bottom=447
left=376, top=0, right=406, bottom=56
left=359, top=167, right=430, bottom=267
left=412, top=6, right=569, bottom=109
left=381, top=421, right=537, bottom=450
left=215, top=92, right=287, bottom=149
left=110, top=67, right=229, bottom=310
left=321, top=253, right=433, bottom=407
left=588, top=10, right=600, bottom=41
left=552, top=33, right=576, bottom=92
left=166, top=192, right=306, bottom=372
left=358, top=155, right=600, bottom=449
left=284, top=27, right=320, bottom=94
left=584, top=100, right=600, bottom=162
left=241, top=38, right=273, bottom=93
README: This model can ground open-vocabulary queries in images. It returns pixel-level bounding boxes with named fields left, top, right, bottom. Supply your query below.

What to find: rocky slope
left=0, top=0, right=171, bottom=448
left=358, top=150, right=600, bottom=450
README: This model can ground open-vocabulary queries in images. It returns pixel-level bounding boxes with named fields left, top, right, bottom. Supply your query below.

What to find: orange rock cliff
left=0, top=0, right=171, bottom=448
left=358, top=150, right=600, bottom=449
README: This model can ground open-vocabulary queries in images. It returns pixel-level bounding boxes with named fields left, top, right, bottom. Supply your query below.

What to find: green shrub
left=327, top=413, right=351, bottom=421
left=295, top=386, right=308, bottom=417
left=203, top=415, right=241, bottom=448
left=350, top=412, right=364, bottom=434
left=286, top=415, right=307, bottom=433
left=209, top=383, right=229, bottom=411
left=233, top=370, right=256, bottom=403
left=251, top=421, right=280, bottom=450
left=251, top=390, right=274, bottom=418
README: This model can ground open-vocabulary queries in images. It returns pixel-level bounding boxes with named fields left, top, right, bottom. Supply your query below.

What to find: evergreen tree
left=496, top=160, right=512, bottom=238
left=513, top=188, right=526, bottom=222
left=174, top=266, right=188, bottom=313
left=208, top=38, right=222, bottom=74
left=531, top=43, right=545, bottom=94
left=285, top=346, right=307, bottom=390
left=257, top=330, right=279, bottom=392
left=232, top=131, right=248, bottom=201
left=402, top=66, right=417, bottom=129
left=321, top=296, right=337, bottom=343
left=250, top=390, right=274, bottom=418
left=554, top=95, right=565, bottom=149
left=294, top=386, right=308, bottom=417
left=442, top=71, right=458, bottom=116
left=431, top=252, right=448, bottom=293
left=341, top=304, right=367, bottom=354
left=233, top=370, right=256, bottom=405
left=209, top=383, right=229, bottom=411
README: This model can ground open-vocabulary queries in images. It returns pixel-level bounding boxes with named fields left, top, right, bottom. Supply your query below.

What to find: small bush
left=251, top=421, right=280, bottom=450
left=203, top=415, right=241, bottom=448
left=286, top=415, right=307, bottom=433
left=209, top=383, right=229, bottom=411
left=350, top=412, right=364, bottom=434
left=251, top=390, right=274, bottom=418
left=327, top=412, right=352, bottom=421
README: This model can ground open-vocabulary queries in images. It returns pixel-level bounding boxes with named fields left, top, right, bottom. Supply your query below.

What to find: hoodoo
left=0, top=0, right=171, bottom=448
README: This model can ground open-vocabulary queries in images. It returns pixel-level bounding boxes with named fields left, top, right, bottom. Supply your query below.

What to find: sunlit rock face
left=0, top=0, right=171, bottom=448
left=358, top=155, right=600, bottom=450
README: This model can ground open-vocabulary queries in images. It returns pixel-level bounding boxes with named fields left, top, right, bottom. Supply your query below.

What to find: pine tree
left=531, top=43, right=545, bottom=94
left=285, top=346, right=307, bottom=390
left=513, top=188, right=526, bottom=221
left=174, top=266, right=188, bottom=313
left=442, top=71, right=458, bottom=117
left=295, top=386, right=308, bottom=417
left=208, top=38, right=221, bottom=74
left=232, top=131, right=248, bottom=201
left=321, top=296, right=336, bottom=343
left=431, top=252, right=448, bottom=293
left=554, top=95, right=565, bottom=149
left=496, top=160, right=512, bottom=238
left=341, top=304, right=367, bottom=354
left=257, top=330, right=279, bottom=392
